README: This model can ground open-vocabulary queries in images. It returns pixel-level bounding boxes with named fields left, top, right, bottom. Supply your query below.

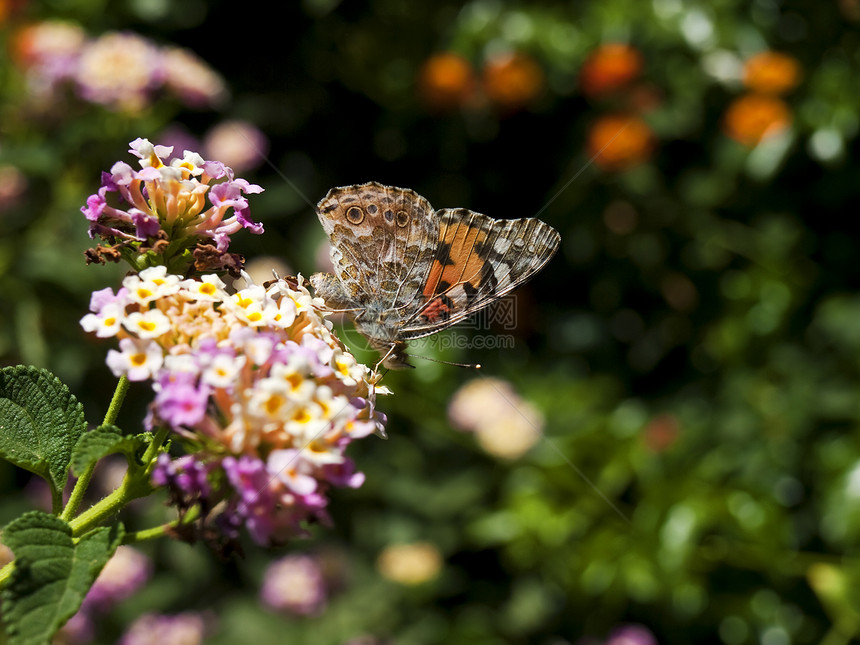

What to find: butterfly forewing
left=401, top=209, right=560, bottom=337
left=315, top=182, right=438, bottom=308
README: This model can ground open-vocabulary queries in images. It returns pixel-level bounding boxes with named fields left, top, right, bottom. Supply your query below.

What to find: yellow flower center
left=293, top=408, right=311, bottom=424
left=147, top=151, right=164, bottom=168
left=308, top=439, right=328, bottom=453
left=285, top=373, right=303, bottom=390
left=264, top=394, right=285, bottom=416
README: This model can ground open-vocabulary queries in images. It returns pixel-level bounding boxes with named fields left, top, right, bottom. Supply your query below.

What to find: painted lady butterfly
left=310, top=182, right=560, bottom=369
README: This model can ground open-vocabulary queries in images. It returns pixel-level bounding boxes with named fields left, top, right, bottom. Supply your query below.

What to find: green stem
left=68, top=425, right=169, bottom=537
left=140, top=425, right=169, bottom=465
left=122, top=523, right=174, bottom=544
left=103, top=375, right=130, bottom=426
left=60, top=377, right=131, bottom=522
left=122, top=505, right=201, bottom=545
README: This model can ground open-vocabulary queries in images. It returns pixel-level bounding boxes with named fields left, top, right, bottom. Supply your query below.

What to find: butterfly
left=310, top=182, right=560, bottom=369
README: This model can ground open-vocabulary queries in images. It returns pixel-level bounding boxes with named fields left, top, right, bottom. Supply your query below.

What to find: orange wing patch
left=422, top=223, right=488, bottom=300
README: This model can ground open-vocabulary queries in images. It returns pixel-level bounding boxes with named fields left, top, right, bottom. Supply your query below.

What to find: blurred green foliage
left=3, top=0, right=860, bottom=643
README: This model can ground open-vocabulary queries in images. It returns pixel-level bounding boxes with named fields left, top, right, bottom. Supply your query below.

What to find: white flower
left=170, top=150, right=206, bottom=176
left=179, top=274, right=227, bottom=302
left=161, top=354, right=200, bottom=377
left=267, top=297, right=297, bottom=329
left=128, top=138, right=173, bottom=165
left=106, top=338, right=163, bottom=381
left=332, top=350, right=365, bottom=387
left=80, top=302, right=124, bottom=338
left=247, top=377, right=292, bottom=420
left=268, top=450, right=318, bottom=495
left=200, top=353, right=245, bottom=389
left=123, top=309, right=171, bottom=339
left=124, top=267, right=181, bottom=305
left=284, top=400, right=327, bottom=440
left=242, top=334, right=278, bottom=366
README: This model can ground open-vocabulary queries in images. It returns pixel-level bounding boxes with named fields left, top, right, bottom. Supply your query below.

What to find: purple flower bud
left=131, top=209, right=161, bottom=238
left=322, top=458, right=365, bottom=489
left=152, top=454, right=212, bottom=500
left=201, top=159, right=231, bottom=180
left=154, top=377, right=209, bottom=429
left=235, top=206, right=264, bottom=234
left=87, top=286, right=122, bottom=312
left=81, top=191, right=107, bottom=222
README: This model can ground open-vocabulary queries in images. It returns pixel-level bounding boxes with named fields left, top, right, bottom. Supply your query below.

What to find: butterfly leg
left=374, top=344, right=398, bottom=373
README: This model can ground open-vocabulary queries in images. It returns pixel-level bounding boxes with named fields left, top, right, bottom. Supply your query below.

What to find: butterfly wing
left=315, top=182, right=438, bottom=310
left=399, top=208, right=560, bottom=339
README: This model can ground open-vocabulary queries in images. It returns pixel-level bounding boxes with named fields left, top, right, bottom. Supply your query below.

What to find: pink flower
left=606, top=625, right=658, bottom=645
left=162, top=47, right=228, bottom=108
left=203, top=121, right=269, bottom=173
left=84, top=546, right=152, bottom=611
left=120, top=612, right=206, bottom=645
left=154, top=373, right=210, bottom=429
left=75, top=32, right=163, bottom=111
left=261, top=554, right=327, bottom=616
left=81, top=138, right=263, bottom=271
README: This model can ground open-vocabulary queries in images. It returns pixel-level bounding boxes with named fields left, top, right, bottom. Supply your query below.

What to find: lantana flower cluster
left=81, top=266, right=387, bottom=545
left=12, top=21, right=227, bottom=111
left=82, top=138, right=263, bottom=274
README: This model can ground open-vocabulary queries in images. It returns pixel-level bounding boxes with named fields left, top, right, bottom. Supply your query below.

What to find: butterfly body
left=311, top=182, right=560, bottom=369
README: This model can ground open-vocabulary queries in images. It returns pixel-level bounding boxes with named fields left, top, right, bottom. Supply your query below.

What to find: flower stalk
left=68, top=425, right=169, bottom=538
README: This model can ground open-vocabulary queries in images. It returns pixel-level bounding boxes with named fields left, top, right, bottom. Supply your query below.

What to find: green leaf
left=0, top=511, right=124, bottom=645
left=70, top=425, right=150, bottom=477
left=0, top=367, right=87, bottom=505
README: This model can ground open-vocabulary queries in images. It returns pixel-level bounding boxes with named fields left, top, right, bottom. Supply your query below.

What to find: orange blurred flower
left=587, top=114, right=655, bottom=170
left=723, top=93, right=791, bottom=146
left=743, top=51, right=801, bottom=94
left=642, top=414, right=680, bottom=453
left=580, top=43, right=643, bottom=97
left=482, top=51, right=544, bottom=111
left=417, top=52, right=476, bottom=111
left=0, top=0, right=27, bottom=24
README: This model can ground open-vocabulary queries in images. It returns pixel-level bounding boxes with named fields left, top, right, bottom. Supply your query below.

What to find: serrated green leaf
left=0, top=511, right=124, bottom=645
left=0, top=367, right=87, bottom=505
left=70, top=425, right=150, bottom=477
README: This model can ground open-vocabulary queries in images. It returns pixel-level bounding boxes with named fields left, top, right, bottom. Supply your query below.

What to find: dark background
left=2, top=1, right=860, bottom=643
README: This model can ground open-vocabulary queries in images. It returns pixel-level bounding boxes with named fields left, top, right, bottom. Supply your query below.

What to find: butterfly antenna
left=410, top=354, right=482, bottom=370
